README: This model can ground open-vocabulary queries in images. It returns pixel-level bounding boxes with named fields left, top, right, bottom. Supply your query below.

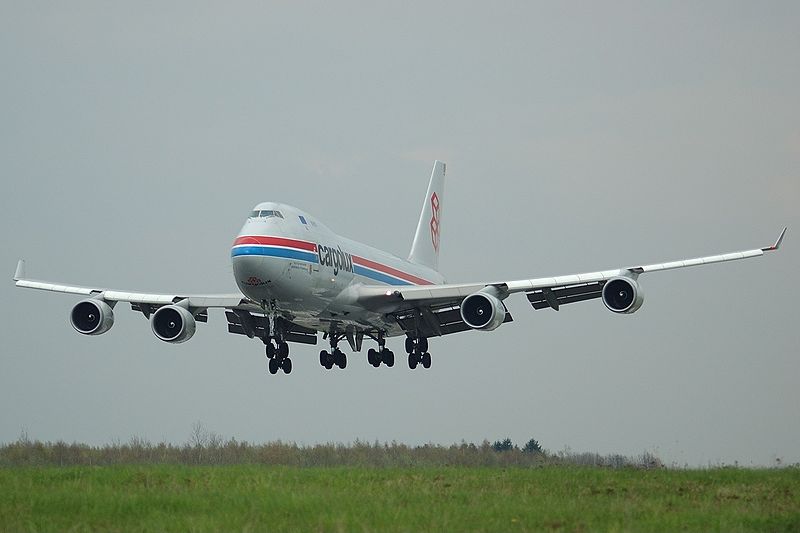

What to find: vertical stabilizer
left=409, top=161, right=446, bottom=271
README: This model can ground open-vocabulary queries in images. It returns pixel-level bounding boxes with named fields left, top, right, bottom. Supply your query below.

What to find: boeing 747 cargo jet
left=14, top=162, right=785, bottom=375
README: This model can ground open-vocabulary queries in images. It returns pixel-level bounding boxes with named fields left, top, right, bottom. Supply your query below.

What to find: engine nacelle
left=460, top=291, right=507, bottom=331
left=602, top=276, right=644, bottom=314
left=151, top=305, right=196, bottom=343
left=70, top=299, right=115, bottom=335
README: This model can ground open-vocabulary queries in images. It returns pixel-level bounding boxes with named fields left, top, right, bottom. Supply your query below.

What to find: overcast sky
left=1, top=2, right=798, bottom=466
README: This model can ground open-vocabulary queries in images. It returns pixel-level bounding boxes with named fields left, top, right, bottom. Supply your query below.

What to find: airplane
left=13, top=161, right=786, bottom=375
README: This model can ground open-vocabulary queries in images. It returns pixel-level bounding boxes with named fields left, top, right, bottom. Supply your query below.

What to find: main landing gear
left=265, top=338, right=292, bottom=375
left=366, top=341, right=395, bottom=368
left=405, top=336, right=431, bottom=369
left=319, top=333, right=347, bottom=370
left=319, top=347, right=347, bottom=370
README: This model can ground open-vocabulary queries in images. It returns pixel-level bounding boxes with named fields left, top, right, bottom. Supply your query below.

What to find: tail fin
left=409, top=161, right=446, bottom=271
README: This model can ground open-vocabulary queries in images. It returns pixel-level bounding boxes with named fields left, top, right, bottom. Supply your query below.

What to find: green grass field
left=1, top=465, right=798, bottom=532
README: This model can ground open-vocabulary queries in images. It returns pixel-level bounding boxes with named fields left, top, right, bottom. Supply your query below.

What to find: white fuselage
left=231, top=202, right=445, bottom=336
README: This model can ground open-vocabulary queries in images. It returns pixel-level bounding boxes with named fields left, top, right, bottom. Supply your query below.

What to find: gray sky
left=1, top=2, right=798, bottom=466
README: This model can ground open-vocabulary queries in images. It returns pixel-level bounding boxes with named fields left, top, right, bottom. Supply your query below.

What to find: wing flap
left=527, top=282, right=606, bottom=311
left=130, top=303, right=208, bottom=322
left=393, top=302, right=513, bottom=338
left=225, top=311, right=318, bottom=345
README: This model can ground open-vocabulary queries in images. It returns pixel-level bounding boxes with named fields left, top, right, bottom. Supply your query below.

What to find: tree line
left=0, top=428, right=661, bottom=469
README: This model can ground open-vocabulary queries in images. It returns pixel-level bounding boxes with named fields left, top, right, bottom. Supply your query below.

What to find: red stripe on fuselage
left=233, top=235, right=317, bottom=252
left=233, top=235, right=433, bottom=285
left=352, top=255, right=434, bottom=285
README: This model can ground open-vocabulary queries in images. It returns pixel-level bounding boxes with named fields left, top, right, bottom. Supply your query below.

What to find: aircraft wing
left=13, top=262, right=324, bottom=344
left=357, top=228, right=786, bottom=337
left=13, top=260, right=259, bottom=313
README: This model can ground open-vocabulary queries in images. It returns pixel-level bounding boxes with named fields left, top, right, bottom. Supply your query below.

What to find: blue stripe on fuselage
left=353, top=265, right=412, bottom=286
left=231, top=246, right=319, bottom=263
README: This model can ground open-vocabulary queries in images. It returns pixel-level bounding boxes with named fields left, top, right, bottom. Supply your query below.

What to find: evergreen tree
left=522, top=438, right=543, bottom=454
left=491, top=438, right=514, bottom=452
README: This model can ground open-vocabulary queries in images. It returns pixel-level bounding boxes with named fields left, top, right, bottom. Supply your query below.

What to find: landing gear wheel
left=405, top=337, right=415, bottom=354
left=418, top=337, right=429, bottom=353
left=278, top=342, right=289, bottom=358
left=367, top=348, right=379, bottom=367
left=268, top=358, right=279, bottom=374
left=281, top=357, right=293, bottom=374
left=383, top=349, right=395, bottom=367
left=320, top=350, right=333, bottom=370
left=421, top=352, right=431, bottom=369
left=266, top=342, right=276, bottom=359
left=408, top=352, right=418, bottom=369
left=335, top=349, right=347, bottom=369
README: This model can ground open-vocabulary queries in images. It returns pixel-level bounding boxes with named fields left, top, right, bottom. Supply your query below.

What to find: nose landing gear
left=265, top=338, right=292, bottom=374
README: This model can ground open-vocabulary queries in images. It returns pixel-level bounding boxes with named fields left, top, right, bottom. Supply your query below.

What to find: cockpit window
left=250, top=210, right=284, bottom=219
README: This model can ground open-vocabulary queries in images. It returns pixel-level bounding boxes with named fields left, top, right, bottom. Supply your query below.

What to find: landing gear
left=367, top=346, right=395, bottom=368
left=405, top=336, right=431, bottom=370
left=265, top=338, right=292, bottom=374
left=319, top=330, right=348, bottom=371
left=319, top=348, right=347, bottom=370
left=366, top=333, right=395, bottom=368
left=367, top=348, right=379, bottom=367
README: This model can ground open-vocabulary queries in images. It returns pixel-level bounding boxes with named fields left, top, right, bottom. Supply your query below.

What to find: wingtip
left=14, top=259, right=25, bottom=281
left=762, top=227, right=787, bottom=252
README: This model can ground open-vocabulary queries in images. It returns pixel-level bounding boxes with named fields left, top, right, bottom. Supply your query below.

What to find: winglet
left=14, top=259, right=26, bottom=281
left=762, top=227, right=787, bottom=252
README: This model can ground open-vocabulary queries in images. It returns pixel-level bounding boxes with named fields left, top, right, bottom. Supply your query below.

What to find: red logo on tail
left=429, top=192, right=440, bottom=252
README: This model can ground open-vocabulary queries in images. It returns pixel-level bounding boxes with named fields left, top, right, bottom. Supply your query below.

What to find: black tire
left=408, top=353, right=418, bottom=369
left=268, top=358, right=279, bottom=375
left=422, top=352, right=431, bottom=369
left=278, top=342, right=289, bottom=358
left=405, top=337, right=415, bottom=354
left=336, top=350, right=347, bottom=369
left=367, top=348, right=378, bottom=367
left=383, top=349, right=395, bottom=367
left=266, top=343, right=275, bottom=359
left=319, top=350, right=328, bottom=367
left=419, top=337, right=429, bottom=352
left=282, top=357, right=293, bottom=374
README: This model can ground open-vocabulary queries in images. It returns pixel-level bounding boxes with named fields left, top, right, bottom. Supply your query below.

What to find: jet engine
left=151, top=305, right=196, bottom=343
left=601, top=276, right=644, bottom=314
left=460, top=291, right=507, bottom=331
left=70, top=299, right=115, bottom=335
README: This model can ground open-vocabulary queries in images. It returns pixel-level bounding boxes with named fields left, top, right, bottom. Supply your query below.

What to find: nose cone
left=231, top=207, right=292, bottom=300
left=231, top=244, right=290, bottom=302
left=232, top=254, right=267, bottom=290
